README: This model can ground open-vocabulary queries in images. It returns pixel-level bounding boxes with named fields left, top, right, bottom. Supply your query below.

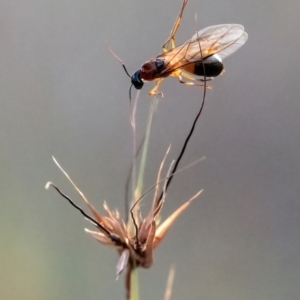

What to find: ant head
left=131, top=71, right=144, bottom=90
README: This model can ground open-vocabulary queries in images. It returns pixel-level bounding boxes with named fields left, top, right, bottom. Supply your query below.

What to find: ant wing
left=158, top=24, right=248, bottom=75
left=190, top=24, right=248, bottom=61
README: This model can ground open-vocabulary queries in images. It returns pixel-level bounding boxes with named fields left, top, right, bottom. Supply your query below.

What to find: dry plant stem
left=127, top=95, right=158, bottom=300
left=125, top=260, right=139, bottom=300
left=125, top=136, right=145, bottom=223
left=130, top=264, right=139, bottom=300
left=134, top=96, right=158, bottom=199
left=129, top=95, right=158, bottom=235
left=164, top=267, right=175, bottom=300
left=126, top=266, right=131, bottom=300
left=153, top=145, right=171, bottom=211
left=129, top=90, right=140, bottom=220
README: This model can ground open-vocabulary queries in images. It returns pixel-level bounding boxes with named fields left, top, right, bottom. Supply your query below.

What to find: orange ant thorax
left=139, top=59, right=165, bottom=81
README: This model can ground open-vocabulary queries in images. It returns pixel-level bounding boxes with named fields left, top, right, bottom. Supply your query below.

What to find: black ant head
left=131, top=71, right=144, bottom=90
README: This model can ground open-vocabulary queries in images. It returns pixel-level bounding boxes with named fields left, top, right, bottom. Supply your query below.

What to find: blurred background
left=1, top=0, right=299, bottom=299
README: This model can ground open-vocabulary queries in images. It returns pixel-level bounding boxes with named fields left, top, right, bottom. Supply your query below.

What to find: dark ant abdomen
left=193, top=54, right=224, bottom=77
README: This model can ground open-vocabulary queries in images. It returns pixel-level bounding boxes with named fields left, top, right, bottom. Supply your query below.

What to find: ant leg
left=162, top=0, right=189, bottom=52
left=195, top=78, right=214, bottom=82
left=148, top=79, right=164, bottom=97
left=177, top=75, right=212, bottom=89
left=180, top=71, right=214, bottom=82
left=179, top=71, right=198, bottom=81
left=172, top=70, right=213, bottom=83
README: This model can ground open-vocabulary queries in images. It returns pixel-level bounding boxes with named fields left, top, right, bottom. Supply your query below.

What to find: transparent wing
left=158, top=24, right=248, bottom=75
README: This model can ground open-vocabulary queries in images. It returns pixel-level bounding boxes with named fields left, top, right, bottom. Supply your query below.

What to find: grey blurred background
left=1, top=0, right=299, bottom=299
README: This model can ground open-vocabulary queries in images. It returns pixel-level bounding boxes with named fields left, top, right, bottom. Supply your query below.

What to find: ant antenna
left=106, top=42, right=133, bottom=115
left=106, top=42, right=131, bottom=78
